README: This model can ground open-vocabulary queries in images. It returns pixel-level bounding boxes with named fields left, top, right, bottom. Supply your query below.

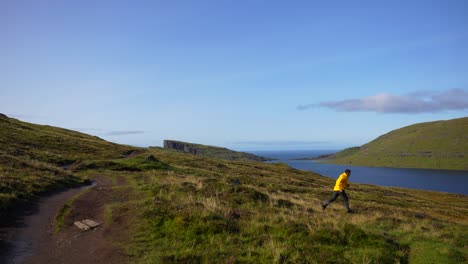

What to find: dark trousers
left=324, top=190, right=350, bottom=211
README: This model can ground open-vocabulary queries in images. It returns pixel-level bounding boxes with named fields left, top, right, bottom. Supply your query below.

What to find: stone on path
left=73, top=219, right=101, bottom=231
left=82, top=219, right=101, bottom=228
left=74, top=221, right=91, bottom=231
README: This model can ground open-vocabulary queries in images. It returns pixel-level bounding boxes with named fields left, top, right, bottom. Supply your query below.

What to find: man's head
left=345, top=169, right=351, bottom=175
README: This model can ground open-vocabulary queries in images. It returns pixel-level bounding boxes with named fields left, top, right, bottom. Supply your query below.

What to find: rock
left=163, top=140, right=199, bottom=155
left=415, top=213, right=426, bottom=219
left=231, top=179, right=241, bottom=186
left=82, top=219, right=101, bottom=228
left=145, top=154, right=158, bottom=162
left=227, top=209, right=241, bottom=219
left=74, top=221, right=91, bottom=231
left=74, top=219, right=101, bottom=231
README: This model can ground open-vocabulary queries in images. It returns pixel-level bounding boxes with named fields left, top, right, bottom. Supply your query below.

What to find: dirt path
left=0, top=186, right=88, bottom=264
left=1, top=175, right=131, bottom=264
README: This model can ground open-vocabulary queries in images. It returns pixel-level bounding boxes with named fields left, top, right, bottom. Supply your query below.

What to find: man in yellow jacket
left=322, top=169, right=353, bottom=213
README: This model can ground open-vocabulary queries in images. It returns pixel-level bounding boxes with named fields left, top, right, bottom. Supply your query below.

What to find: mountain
left=163, top=139, right=271, bottom=161
left=324, top=117, right=468, bottom=170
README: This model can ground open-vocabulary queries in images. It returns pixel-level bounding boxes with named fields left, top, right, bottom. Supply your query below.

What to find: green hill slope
left=0, top=114, right=139, bottom=209
left=92, top=147, right=467, bottom=263
left=326, top=117, right=468, bottom=170
left=1, top=114, right=467, bottom=262
left=163, top=139, right=271, bottom=161
left=0, top=114, right=137, bottom=165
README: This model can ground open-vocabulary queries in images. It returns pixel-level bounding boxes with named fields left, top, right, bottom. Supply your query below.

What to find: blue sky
left=1, top=0, right=467, bottom=151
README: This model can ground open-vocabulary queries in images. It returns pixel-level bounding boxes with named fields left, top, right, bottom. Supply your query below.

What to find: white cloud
left=106, top=130, right=145, bottom=136
left=299, top=89, right=468, bottom=113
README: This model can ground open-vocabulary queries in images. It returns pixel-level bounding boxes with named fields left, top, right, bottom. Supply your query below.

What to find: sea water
left=249, top=150, right=468, bottom=195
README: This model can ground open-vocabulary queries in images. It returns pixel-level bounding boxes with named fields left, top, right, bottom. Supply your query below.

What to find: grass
left=325, top=117, right=468, bottom=170
left=104, top=148, right=467, bottom=263
left=0, top=114, right=139, bottom=210
left=0, top=115, right=138, bottom=166
left=1, top=114, right=467, bottom=263
left=55, top=200, right=72, bottom=232
left=0, top=153, right=84, bottom=210
left=71, top=156, right=171, bottom=172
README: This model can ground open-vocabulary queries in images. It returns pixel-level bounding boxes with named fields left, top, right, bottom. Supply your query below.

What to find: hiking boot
left=321, top=203, right=327, bottom=210
left=347, top=209, right=354, bottom=214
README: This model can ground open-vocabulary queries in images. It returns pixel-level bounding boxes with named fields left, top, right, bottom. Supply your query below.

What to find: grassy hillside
left=73, top=148, right=467, bottom=263
left=326, top=117, right=468, bottom=170
left=163, top=140, right=271, bottom=161
left=1, top=115, right=467, bottom=262
left=0, top=114, right=137, bottom=165
left=0, top=153, right=82, bottom=210
left=0, top=114, right=139, bottom=209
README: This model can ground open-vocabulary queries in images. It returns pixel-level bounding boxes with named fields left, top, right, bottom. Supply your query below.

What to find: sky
left=1, top=0, right=468, bottom=151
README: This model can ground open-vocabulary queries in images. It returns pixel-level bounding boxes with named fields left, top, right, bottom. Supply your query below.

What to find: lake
left=249, top=150, right=468, bottom=195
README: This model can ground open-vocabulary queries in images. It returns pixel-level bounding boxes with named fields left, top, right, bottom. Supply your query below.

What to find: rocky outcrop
left=145, top=154, right=158, bottom=161
left=164, top=140, right=199, bottom=155
left=163, top=140, right=271, bottom=161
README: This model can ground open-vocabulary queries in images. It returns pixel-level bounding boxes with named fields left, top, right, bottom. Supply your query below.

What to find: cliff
left=163, top=140, right=271, bottom=161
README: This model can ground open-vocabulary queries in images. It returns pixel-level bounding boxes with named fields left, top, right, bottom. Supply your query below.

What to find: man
left=322, top=169, right=353, bottom=213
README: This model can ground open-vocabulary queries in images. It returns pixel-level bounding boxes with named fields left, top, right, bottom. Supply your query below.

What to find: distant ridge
left=324, top=117, right=468, bottom=170
left=163, top=140, right=271, bottom=161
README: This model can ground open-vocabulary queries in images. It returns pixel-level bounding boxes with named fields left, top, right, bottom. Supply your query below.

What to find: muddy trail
left=0, top=175, right=131, bottom=264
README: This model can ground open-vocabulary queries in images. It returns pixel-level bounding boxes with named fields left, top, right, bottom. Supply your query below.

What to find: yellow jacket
left=333, top=172, right=350, bottom=191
